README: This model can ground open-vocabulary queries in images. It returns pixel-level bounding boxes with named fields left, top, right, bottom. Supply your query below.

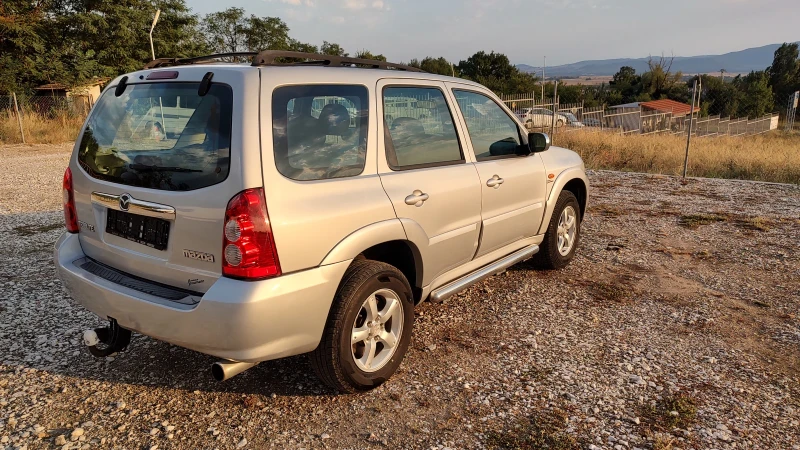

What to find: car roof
left=114, top=62, right=484, bottom=91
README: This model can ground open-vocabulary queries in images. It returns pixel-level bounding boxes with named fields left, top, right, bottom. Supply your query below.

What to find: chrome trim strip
left=91, top=192, right=176, bottom=220
left=430, top=244, right=539, bottom=303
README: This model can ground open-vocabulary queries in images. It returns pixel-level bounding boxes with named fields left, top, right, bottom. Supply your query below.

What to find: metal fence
left=499, top=93, right=781, bottom=139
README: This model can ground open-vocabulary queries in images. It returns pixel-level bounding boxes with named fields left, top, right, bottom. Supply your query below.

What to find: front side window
left=77, top=82, right=233, bottom=191
left=383, top=87, right=462, bottom=169
left=272, top=85, right=368, bottom=181
left=453, top=90, right=522, bottom=161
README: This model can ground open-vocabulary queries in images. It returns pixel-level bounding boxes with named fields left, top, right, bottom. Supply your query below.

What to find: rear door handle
left=405, top=190, right=429, bottom=207
left=486, top=175, right=505, bottom=189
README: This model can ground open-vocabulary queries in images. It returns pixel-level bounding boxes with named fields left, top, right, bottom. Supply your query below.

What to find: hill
left=517, top=42, right=798, bottom=77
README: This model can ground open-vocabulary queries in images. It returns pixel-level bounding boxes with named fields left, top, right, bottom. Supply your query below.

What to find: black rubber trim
left=76, top=257, right=202, bottom=305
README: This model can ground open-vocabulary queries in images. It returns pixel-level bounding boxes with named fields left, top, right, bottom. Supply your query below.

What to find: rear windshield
left=77, top=82, right=233, bottom=191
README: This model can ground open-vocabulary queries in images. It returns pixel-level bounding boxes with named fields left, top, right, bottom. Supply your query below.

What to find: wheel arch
left=537, top=168, right=589, bottom=235
left=320, top=219, right=424, bottom=303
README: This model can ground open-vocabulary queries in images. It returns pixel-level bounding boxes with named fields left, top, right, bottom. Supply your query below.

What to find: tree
left=245, top=15, right=291, bottom=51
left=609, top=66, right=641, bottom=104
left=0, top=0, right=47, bottom=92
left=697, top=75, right=742, bottom=117
left=320, top=41, right=347, bottom=57
left=355, top=50, right=386, bottom=61
left=410, top=56, right=456, bottom=76
left=768, top=43, right=800, bottom=106
left=202, top=7, right=248, bottom=53
left=42, top=0, right=206, bottom=83
left=640, top=55, right=684, bottom=100
left=456, top=51, right=537, bottom=95
left=736, top=71, right=774, bottom=118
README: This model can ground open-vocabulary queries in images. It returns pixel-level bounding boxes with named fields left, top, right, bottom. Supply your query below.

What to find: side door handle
left=486, top=175, right=505, bottom=189
left=404, top=190, right=429, bottom=207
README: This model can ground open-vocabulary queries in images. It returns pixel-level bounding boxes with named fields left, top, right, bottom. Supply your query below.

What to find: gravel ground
left=1, top=144, right=799, bottom=450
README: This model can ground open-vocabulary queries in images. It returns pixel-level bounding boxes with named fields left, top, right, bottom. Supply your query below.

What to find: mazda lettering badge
left=119, top=193, right=131, bottom=211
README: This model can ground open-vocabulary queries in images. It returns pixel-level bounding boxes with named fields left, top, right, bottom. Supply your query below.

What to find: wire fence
left=0, top=94, right=92, bottom=144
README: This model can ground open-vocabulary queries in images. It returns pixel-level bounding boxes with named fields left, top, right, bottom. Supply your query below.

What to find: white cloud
left=275, top=0, right=315, bottom=6
left=343, top=0, right=388, bottom=10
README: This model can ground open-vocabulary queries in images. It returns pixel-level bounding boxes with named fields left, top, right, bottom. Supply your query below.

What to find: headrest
left=318, top=103, right=351, bottom=137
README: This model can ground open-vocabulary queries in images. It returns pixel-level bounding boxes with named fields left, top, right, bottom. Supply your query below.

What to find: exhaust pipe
left=211, top=360, right=258, bottom=381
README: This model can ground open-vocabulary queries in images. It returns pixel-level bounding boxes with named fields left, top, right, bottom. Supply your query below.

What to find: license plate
left=106, top=209, right=170, bottom=250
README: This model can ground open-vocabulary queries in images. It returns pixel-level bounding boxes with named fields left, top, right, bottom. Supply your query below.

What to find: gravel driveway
left=1, top=144, right=799, bottom=450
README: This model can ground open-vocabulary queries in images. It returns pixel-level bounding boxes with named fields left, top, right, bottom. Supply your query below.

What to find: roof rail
left=143, top=50, right=425, bottom=72
left=144, top=52, right=258, bottom=69
left=251, top=50, right=425, bottom=72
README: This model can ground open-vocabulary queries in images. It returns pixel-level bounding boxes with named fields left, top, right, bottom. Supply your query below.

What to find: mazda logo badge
left=119, top=193, right=131, bottom=211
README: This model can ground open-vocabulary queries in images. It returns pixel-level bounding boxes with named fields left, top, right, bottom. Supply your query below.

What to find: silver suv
left=55, top=51, right=589, bottom=393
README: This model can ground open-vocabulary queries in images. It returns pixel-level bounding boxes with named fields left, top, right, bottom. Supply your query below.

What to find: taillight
left=63, top=167, right=79, bottom=233
left=222, top=188, right=281, bottom=280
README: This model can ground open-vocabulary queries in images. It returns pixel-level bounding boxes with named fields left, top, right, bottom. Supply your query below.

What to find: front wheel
left=533, top=191, right=581, bottom=270
left=310, top=260, right=414, bottom=393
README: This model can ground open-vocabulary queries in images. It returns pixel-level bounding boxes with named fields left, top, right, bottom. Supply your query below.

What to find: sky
left=185, top=0, right=800, bottom=66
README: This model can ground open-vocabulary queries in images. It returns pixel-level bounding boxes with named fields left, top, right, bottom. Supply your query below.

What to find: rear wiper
left=128, top=163, right=202, bottom=173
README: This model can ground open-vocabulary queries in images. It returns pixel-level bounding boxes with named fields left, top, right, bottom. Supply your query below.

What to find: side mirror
left=528, top=132, right=551, bottom=153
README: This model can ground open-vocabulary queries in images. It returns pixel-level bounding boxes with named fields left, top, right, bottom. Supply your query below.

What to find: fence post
left=550, top=82, right=558, bottom=141
left=682, top=80, right=698, bottom=181
left=12, top=92, right=26, bottom=144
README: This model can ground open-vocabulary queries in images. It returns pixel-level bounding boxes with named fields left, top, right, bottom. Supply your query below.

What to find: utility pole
left=149, top=9, right=161, bottom=61
left=542, top=56, right=546, bottom=105
left=683, top=79, right=698, bottom=181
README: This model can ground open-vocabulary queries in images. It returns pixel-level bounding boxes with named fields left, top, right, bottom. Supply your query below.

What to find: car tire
left=532, top=190, right=581, bottom=270
left=309, top=260, right=414, bottom=393
left=556, top=119, right=564, bottom=128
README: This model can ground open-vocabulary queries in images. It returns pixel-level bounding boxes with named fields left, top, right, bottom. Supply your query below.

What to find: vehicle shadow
left=9, top=335, right=340, bottom=398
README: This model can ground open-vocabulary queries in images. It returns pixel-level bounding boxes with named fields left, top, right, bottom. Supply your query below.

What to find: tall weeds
left=557, top=130, right=800, bottom=184
left=0, top=111, right=84, bottom=145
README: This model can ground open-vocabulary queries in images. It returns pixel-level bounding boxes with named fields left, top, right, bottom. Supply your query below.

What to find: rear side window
left=383, top=87, right=462, bottom=170
left=272, top=85, right=368, bottom=181
left=77, top=82, right=233, bottom=191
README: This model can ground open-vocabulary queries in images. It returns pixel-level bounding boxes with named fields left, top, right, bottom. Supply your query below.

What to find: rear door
left=70, top=68, right=261, bottom=292
left=377, top=79, right=482, bottom=285
left=448, top=85, right=548, bottom=258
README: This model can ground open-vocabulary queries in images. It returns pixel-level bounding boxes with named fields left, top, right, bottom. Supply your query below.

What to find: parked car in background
left=583, top=117, right=602, bottom=127
left=516, top=107, right=568, bottom=128
left=559, top=111, right=584, bottom=128
left=55, top=50, right=589, bottom=393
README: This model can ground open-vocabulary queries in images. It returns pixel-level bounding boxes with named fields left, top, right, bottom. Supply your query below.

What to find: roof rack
left=144, top=50, right=425, bottom=73
left=144, top=52, right=258, bottom=69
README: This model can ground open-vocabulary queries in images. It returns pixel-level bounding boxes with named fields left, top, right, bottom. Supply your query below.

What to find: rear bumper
left=54, top=232, right=350, bottom=363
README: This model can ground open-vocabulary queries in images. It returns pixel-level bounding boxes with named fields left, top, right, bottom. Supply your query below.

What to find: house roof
left=36, top=78, right=110, bottom=91
left=640, top=99, right=694, bottom=116
left=611, top=102, right=641, bottom=109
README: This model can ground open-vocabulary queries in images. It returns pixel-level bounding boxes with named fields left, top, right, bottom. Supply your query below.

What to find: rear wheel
left=310, top=260, right=414, bottom=393
left=533, top=191, right=581, bottom=270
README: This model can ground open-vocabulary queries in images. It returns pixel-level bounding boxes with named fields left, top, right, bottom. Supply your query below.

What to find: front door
left=377, top=80, right=482, bottom=285
left=449, top=86, right=548, bottom=258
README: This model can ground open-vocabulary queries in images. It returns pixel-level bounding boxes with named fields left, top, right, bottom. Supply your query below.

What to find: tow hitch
left=83, top=318, right=132, bottom=357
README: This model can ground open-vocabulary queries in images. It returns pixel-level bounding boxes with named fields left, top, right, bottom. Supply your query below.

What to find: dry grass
left=639, top=393, right=699, bottom=431
left=0, top=111, right=84, bottom=145
left=557, top=130, right=800, bottom=184
left=486, top=408, right=579, bottom=450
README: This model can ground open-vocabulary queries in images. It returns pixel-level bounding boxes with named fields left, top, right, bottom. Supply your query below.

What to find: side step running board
left=429, top=244, right=539, bottom=303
